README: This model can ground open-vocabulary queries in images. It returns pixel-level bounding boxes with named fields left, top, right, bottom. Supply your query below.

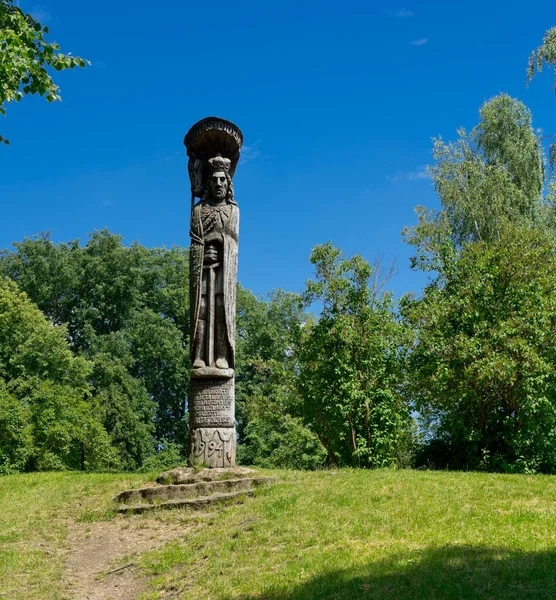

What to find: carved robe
left=190, top=200, right=239, bottom=368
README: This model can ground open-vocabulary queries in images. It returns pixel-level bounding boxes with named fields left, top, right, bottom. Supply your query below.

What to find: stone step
left=113, top=476, right=273, bottom=506
left=157, top=466, right=258, bottom=485
left=117, top=489, right=254, bottom=514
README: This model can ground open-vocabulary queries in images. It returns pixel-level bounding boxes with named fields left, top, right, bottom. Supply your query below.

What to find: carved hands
left=204, top=243, right=219, bottom=264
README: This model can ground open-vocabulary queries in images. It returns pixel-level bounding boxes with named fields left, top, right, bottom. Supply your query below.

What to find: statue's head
left=203, top=156, right=235, bottom=204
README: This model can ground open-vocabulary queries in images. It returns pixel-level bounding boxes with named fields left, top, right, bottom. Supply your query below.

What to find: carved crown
left=208, top=156, right=231, bottom=174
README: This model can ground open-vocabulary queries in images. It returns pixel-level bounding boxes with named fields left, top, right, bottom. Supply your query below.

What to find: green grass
left=140, top=469, right=556, bottom=599
left=0, top=471, right=151, bottom=599
left=2, top=469, right=556, bottom=599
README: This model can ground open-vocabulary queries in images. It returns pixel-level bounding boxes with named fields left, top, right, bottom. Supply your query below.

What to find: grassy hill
left=1, top=469, right=556, bottom=599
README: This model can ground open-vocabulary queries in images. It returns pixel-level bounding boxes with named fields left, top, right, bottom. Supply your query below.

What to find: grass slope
left=0, top=471, right=150, bottom=599
left=141, top=469, right=556, bottom=599
left=1, top=469, right=556, bottom=599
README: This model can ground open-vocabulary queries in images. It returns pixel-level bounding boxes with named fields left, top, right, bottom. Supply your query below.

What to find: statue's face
left=209, top=171, right=228, bottom=201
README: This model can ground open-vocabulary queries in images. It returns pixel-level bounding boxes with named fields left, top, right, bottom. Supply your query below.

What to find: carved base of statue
left=189, top=427, right=236, bottom=468
left=189, top=376, right=236, bottom=468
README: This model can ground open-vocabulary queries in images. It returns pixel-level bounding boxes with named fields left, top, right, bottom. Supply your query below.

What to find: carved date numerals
left=191, top=428, right=235, bottom=467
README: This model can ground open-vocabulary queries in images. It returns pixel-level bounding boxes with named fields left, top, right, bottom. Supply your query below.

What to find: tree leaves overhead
left=527, top=26, right=556, bottom=93
left=0, top=0, right=88, bottom=144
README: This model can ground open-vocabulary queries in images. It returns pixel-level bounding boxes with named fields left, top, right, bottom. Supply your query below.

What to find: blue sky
left=1, top=0, right=555, bottom=300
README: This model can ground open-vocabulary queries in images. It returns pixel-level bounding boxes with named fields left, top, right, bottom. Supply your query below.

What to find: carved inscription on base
left=190, top=427, right=236, bottom=468
left=189, top=377, right=234, bottom=428
left=189, top=377, right=236, bottom=467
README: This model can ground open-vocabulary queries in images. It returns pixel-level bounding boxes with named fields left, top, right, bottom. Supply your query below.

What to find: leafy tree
left=297, top=243, right=412, bottom=468
left=87, top=331, right=155, bottom=470
left=405, top=95, right=552, bottom=281
left=0, top=383, right=28, bottom=473
left=0, top=0, right=88, bottom=144
left=126, top=308, right=189, bottom=446
left=402, top=226, right=556, bottom=473
left=0, top=279, right=112, bottom=473
left=236, top=287, right=326, bottom=469
left=404, top=94, right=556, bottom=473
left=0, top=230, right=190, bottom=466
left=239, top=387, right=327, bottom=470
left=424, top=94, right=546, bottom=249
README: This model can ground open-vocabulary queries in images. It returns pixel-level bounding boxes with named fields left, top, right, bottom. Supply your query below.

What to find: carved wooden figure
left=190, top=156, right=238, bottom=371
left=184, top=117, right=243, bottom=467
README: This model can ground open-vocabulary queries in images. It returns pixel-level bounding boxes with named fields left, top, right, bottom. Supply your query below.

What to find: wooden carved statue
left=184, top=117, right=243, bottom=467
left=190, top=156, right=238, bottom=371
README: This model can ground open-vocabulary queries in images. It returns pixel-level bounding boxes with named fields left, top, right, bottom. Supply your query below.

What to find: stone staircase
left=113, top=467, right=274, bottom=514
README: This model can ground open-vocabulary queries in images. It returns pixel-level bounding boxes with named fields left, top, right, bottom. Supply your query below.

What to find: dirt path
left=63, top=514, right=197, bottom=600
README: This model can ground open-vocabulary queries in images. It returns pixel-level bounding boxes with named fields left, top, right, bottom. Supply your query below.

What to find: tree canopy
left=405, top=94, right=552, bottom=275
left=424, top=94, right=546, bottom=249
left=0, top=278, right=111, bottom=473
left=235, top=287, right=327, bottom=470
left=403, top=227, right=556, bottom=472
left=0, top=231, right=332, bottom=472
left=297, top=243, right=412, bottom=468
left=402, top=91, right=556, bottom=473
left=0, top=230, right=188, bottom=469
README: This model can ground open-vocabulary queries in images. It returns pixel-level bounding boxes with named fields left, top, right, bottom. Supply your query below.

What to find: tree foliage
left=403, top=227, right=556, bottom=473
left=405, top=95, right=551, bottom=276
left=236, top=287, right=326, bottom=469
left=0, top=230, right=330, bottom=472
left=297, top=243, right=412, bottom=468
left=0, top=279, right=112, bottom=474
left=404, top=93, right=556, bottom=473
left=0, top=230, right=189, bottom=469
left=527, top=26, right=556, bottom=93
left=0, top=0, right=88, bottom=144
left=424, top=94, right=546, bottom=249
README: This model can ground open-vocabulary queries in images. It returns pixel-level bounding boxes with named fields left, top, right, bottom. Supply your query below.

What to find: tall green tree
left=0, top=230, right=190, bottom=468
left=404, top=94, right=556, bottom=472
left=0, top=0, right=87, bottom=144
left=405, top=94, right=551, bottom=279
left=0, top=279, right=112, bottom=473
left=297, top=243, right=412, bottom=468
left=236, top=287, right=326, bottom=470
left=402, top=227, right=556, bottom=473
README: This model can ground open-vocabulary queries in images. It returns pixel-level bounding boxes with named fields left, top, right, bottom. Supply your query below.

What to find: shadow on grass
left=237, top=545, right=556, bottom=600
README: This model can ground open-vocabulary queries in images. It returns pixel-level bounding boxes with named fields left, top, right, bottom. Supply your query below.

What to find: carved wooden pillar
left=184, top=117, right=243, bottom=468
